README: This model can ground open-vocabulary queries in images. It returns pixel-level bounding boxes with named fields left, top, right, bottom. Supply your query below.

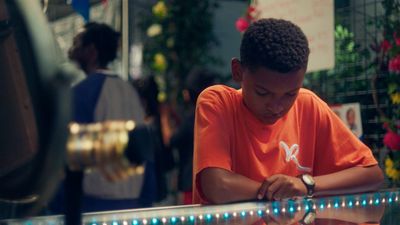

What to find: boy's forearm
left=200, top=165, right=384, bottom=204
left=314, top=165, right=384, bottom=196
left=200, top=168, right=261, bottom=204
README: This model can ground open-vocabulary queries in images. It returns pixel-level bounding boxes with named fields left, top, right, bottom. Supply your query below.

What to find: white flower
left=147, top=24, right=162, bottom=37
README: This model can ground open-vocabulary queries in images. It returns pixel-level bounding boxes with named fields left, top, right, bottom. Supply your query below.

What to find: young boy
left=193, top=18, right=383, bottom=204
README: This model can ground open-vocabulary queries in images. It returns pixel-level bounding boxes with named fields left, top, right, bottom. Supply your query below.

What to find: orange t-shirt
left=193, top=85, right=377, bottom=204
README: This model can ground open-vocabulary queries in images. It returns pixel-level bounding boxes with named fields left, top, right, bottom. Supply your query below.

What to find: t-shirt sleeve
left=193, top=87, right=232, bottom=201
left=310, top=95, right=377, bottom=175
left=72, top=75, right=105, bottom=123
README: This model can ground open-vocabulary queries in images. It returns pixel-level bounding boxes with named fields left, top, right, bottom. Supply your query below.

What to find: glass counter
left=2, top=189, right=400, bottom=225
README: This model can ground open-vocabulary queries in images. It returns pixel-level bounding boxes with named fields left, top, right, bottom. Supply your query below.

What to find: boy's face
left=232, top=59, right=306, bottom=125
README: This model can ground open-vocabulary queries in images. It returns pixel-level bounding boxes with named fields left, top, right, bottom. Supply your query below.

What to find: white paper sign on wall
left=255, top=0, right=335, bottom=72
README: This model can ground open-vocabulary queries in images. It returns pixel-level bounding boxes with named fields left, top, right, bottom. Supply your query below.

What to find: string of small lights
left=4, top=190, right=399, bottom=225
left=81, top=190, right=399, bottom=225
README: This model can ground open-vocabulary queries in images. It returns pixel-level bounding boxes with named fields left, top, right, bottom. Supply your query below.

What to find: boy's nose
left=266, top=100, right=284, bottom=115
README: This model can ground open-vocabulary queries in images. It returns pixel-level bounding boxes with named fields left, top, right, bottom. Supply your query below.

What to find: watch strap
left=300, top=174, right=315, bottom=198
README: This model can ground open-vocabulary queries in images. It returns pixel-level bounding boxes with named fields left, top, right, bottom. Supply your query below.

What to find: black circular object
left=0, top=0, right=78, bottom=219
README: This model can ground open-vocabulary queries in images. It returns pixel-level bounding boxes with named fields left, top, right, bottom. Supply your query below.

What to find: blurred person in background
left=133, top=75, right=175, bottom=204
left=51, top=22, right=156, bottom=213
left=168, top=68, right=219, bottom=204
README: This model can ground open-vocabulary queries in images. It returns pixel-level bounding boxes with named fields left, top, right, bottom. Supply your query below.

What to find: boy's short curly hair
left=240, top=18, right=310, bottom=73
left=81, top=22, right=120, bottom=67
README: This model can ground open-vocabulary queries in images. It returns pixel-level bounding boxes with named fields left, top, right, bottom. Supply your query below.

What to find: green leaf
left=388, top=83, right=398, bottom=94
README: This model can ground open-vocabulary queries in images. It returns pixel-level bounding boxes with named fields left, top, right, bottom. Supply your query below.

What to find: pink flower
left=246, top=6, right=257, bottom=20
left=247, top=6, right=256, bottom=14
left=396, top=38, right=400, bottom=46
left=235, top=17, right=249, bottom=32
left=394, top=32, right=400, bottom=46
left=388, top=55, right=400, bottom=73
left=383, top=130, right=400, bottom=151
left=383, top=122, right=390, bottom=130
left=381, top=40, right=392, bottom=52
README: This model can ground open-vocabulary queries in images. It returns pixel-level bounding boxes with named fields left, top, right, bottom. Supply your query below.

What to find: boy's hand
left=257, top=174, right=307, bottom=200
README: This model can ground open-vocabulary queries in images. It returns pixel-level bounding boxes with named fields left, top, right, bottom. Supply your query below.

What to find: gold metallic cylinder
left=66, top=120, right=143, bottom=181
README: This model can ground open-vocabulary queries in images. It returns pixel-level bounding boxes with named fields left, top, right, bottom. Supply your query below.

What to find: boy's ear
left=231, top=58, right=243, bottom=82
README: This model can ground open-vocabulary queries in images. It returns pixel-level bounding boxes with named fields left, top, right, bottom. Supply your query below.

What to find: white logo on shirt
left=279, top=141, right=311, bottom=172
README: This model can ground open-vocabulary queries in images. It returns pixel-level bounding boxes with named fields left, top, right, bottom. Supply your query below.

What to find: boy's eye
left=255, top=90, right=269, bottom=96
left=286, top=92, right=297, bottom=97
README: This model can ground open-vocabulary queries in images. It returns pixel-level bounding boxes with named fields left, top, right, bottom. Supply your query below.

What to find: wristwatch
left=299, top=174, right=315, bottom=198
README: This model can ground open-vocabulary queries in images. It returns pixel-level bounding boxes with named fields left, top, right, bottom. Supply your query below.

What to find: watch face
left=303, top=174, right=315, bottom=186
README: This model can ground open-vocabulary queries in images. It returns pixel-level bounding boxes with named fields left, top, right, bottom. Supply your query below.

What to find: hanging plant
left=141, top=0, right=220, bottom=104
left=371, top=0, right=400, bottom=185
